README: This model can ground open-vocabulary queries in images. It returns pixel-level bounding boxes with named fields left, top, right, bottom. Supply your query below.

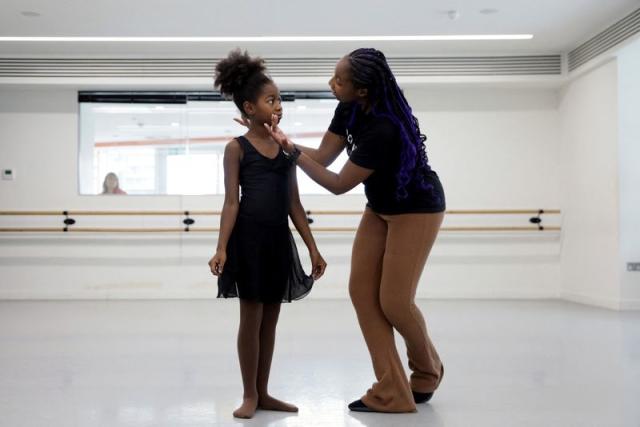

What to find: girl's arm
left=296, top=130, right=346, bottom=167
left=209, top=140, right=241, bottom=276
left=288, top=166, right=327, bottom=280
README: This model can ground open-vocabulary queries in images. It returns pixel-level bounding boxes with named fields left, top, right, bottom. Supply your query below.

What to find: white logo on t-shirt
left=347, top=131, right=357, bottom=152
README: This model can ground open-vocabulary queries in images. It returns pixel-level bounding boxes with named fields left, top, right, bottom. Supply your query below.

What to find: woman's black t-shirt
left=328, top=102, right=445, bottom=215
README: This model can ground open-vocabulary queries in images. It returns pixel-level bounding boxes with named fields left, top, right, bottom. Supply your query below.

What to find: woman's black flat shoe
left=412, top=391, right=434, bottom=404
left=414, top=363, right=443, bottom=403
left=348, top=399, right=374, bottom=412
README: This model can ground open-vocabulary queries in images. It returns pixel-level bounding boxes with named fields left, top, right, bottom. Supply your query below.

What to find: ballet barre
left=0, top=209, right=562, bottom=216
left=0, top=209, right=561, bottom=233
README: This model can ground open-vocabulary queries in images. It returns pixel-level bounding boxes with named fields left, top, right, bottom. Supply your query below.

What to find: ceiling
left=1, top=0, right=639, bottom=57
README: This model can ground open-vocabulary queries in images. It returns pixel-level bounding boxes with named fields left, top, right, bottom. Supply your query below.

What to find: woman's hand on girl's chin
left=264, top=115, right=295, bottom=153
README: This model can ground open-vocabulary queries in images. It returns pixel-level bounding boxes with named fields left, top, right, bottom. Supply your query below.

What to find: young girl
left=208, top=49, right=326, bottom=419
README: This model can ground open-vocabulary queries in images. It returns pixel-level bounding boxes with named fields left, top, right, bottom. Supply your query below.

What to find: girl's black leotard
left=217, top=135, right=313, bottom=303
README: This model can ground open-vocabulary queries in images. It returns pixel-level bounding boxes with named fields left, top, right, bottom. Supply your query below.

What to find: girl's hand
left=233, top=116, right=251, bottom=128
left=310, top=250, right=327, bottom=280
left=264, top=114, right=295, bottom=153
left=208, top=250, right=227, bottom=276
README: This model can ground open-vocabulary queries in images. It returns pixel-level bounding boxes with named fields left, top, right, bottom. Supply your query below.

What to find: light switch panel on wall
left=1, top=169, right=15, bottom=181
left=627, top=263, right=640, bottom=272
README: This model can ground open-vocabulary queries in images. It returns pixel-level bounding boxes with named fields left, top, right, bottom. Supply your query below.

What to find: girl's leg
left=378, top=212, right=445, bottom=394
left=256, top=302, right=298, bottom=412
left=349, top=208, right=417, bottom=413
left=233, top=299, right=263, bottom=419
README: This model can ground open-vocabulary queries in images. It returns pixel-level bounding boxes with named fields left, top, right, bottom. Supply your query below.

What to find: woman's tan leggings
left=349, top=207, right=445, bottom=413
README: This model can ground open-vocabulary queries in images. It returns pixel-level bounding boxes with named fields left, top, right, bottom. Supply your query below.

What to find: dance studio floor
left=0, top=299, right=638, bottom=427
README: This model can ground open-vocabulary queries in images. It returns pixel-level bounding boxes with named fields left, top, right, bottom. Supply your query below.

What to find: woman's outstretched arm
left=295, top=154, right=373, bottom=195
left=296, top=130, right=346, bottom=167
left=265, top=118, right=372, bottom=195
left=235, top=116, right=346, bottom=167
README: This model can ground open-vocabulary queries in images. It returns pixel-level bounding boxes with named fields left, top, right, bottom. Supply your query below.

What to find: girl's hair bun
left=214, top=49, right=267, bottom=97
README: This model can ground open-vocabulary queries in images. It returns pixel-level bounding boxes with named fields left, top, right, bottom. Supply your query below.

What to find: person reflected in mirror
left=101, top=172, right=127, bottom=195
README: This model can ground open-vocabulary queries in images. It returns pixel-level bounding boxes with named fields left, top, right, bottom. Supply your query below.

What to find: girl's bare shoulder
left=224, top=138, right=243, bottom=160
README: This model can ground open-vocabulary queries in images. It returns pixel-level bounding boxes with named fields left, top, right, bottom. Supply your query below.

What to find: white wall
left=617, top=39, right=640, bottom=308
left=0, top=84, right=562, bottom=300
left=408, top=87, right=561, bottom=209
left=558, top=60, right=621, bottom=308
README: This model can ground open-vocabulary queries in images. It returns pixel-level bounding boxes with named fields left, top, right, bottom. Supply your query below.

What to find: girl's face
left=329, top=56, right=366, bottom=104
left=244, top=82, right=283, bottom=125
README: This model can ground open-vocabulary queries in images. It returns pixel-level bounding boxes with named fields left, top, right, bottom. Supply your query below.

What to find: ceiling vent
left=569, top=7, right=640, bottom=71
left=0, top=55, right=561, bottom=78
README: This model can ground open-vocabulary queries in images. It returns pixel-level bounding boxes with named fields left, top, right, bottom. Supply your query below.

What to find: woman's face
left=244, top=82, right=283, bottom=125
left=329, top=56, right=361, bottom=103
left=105, top=174, right=118, bottom=190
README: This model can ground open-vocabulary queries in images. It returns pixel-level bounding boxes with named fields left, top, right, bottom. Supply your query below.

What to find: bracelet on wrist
left=291, top=146, right=302, bottom=162
left=284, top=143, right=301, bottom=162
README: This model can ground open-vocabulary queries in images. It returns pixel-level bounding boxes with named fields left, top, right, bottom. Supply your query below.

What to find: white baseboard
left=4, top=291, right=637, bottom=311
left=619, top=298, right=640, bottom=310
left=0, top=289, right=559, bottom=301
left=560, top=291, right=634, bottom=310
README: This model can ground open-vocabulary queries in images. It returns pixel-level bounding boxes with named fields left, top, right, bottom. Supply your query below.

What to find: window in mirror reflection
left=78, top=93, right=363, bottom=196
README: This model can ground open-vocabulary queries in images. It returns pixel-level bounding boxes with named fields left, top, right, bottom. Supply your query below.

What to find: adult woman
left=101, top=172, right=127, bottom=195
left=265, top=48, right=446, bottom=413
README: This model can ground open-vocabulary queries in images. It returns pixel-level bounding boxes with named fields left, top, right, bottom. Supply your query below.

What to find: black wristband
left=290, top=146, right=302, bottom=162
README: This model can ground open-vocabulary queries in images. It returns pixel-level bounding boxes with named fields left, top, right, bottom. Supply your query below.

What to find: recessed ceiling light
left=0, top=34, right=534, bottom=42
left=480, top=8, right=499, bottom=15
left=20, top=11, right=41, bottom=17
